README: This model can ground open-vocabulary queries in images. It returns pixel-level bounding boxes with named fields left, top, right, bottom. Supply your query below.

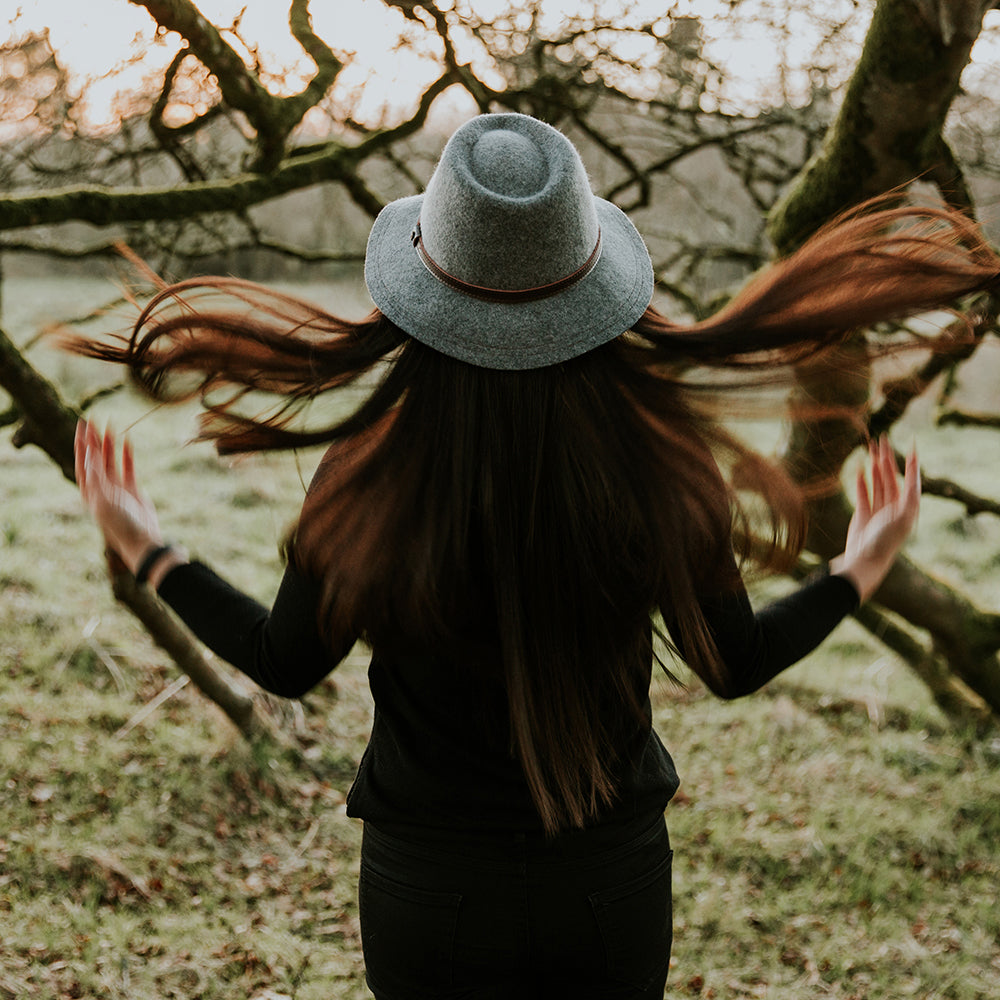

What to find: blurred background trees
left=2, top=0, right=999, bottom=731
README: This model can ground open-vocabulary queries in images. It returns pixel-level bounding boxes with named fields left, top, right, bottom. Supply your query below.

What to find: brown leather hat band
left=411, top=222, right=602, bottom=304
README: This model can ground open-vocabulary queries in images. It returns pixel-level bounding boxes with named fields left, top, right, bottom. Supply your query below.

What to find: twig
left=115, top=674, right=191, bottom=739
left=915, top=462, right=1000, bottom=518
left=292, top=818, right=321, bottom=860
left=938, top=409, right=1000, bottom=430
left=87, top=638, right=131, bottom=696
left=57, top=850, right=152, bottom=900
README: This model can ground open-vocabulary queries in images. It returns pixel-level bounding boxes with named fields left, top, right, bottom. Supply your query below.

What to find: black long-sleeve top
left=158, top=559, right=859, bottom=833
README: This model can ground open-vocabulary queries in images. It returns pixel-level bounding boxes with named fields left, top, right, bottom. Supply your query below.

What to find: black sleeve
left=674, top=570, right=861, bottom=699
left=157, top=560, right=351, bottom=698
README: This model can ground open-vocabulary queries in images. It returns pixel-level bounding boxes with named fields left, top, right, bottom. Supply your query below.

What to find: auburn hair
left=67, top=201, right=1000, bottom=832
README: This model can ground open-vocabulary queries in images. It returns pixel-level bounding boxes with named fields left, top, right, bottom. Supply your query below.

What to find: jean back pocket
left=359, top=860, right=463, bottom=996
left=589, top=849, right=673, bottom=990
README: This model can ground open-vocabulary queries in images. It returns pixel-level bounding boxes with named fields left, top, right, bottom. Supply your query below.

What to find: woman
left=73, top=114, right=997, bottom=999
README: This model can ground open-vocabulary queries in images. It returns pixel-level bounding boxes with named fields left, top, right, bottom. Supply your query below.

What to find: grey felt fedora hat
left=364, top=113, right=654, bottom=370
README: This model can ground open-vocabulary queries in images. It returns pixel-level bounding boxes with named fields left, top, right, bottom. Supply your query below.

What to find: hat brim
left=364, top=194, right=653, bottom=371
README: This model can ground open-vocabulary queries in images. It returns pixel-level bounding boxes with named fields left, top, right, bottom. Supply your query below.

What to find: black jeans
left=359, top=810, right=673, bottom=1000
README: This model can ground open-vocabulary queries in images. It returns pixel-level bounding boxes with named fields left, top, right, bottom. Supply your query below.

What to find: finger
left=77, top=420, right=100, bottom=504
left=869, top=438, right=884, bottom=510
left=122, top=437, right=138, bottom=494
left=89, top=424, right=115, bottom=499
left=74, top=420, right=88, bottom=495
left=101, top=426, right=118, bottom=483
left=854, top=463, right=871, bottom=523
left=903, top=448, right=921, bottom=516
left=84, top=421, right=104, bottom=487
left=881, top=436, right=900, bottom=506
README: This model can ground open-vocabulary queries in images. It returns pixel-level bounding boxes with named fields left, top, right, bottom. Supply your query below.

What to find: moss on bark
left=768, top=0, right=988, bottom=255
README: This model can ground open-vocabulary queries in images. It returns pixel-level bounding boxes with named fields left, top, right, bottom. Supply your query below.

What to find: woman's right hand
left=75, top=420, right=165, bottom=575
left=829, top=435, right=921, bottom=603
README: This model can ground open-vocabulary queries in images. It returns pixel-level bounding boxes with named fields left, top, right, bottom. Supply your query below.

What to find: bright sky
left=7, top=0, right=446, bottom=127
left=5, top=0, right=1000, bottom=127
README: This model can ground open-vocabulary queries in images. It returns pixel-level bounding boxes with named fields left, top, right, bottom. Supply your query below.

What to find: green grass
left=1, top=278, right=999, bottom=998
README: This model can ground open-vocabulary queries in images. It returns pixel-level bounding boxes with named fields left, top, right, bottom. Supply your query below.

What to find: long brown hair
left=68, top=202, right=1000, bottom=832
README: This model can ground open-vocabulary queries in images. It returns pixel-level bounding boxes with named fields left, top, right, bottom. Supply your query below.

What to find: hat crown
left=420, top=115, right=599, bottom=291
left=469, top=129, right=547, bottom=197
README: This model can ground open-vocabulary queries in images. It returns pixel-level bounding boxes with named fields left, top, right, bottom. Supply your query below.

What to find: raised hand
left=829, top=435, right=921, bottom=603
left=75, top=420, right=164, bottom=576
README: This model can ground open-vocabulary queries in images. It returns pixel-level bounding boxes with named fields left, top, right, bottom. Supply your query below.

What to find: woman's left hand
left=75, top=420, right=164, bottom=575
left=829, top=435, right=921, bottom=603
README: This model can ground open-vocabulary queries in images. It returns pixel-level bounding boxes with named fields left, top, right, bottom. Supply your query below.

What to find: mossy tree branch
left=852, top=602, right=992, bottom=730
left=800, top=478, right=1000, bottom=714
left=0, top=69, right=454, bottom=232
left=0, top=323, right=271, bottom=740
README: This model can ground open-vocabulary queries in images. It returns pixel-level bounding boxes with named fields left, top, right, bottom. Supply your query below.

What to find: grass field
left=1, top=275, right=999, bottom=999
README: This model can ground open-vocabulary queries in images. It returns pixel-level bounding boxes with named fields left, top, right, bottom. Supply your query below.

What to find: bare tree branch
left=937, top=408, right=1000, bottom=429
left=603, top=120, right=798, bottom=208
left=128, top=0, right=280, bottom=150
left=284, top=0, right=344, bottom=126
left=570, top=111, right=649, bottom=209
left=0, top=70, right=455, bottom=231
left=149, top=50, right=209, bottom=182
left=127, top=0, right=342, bottom=172
left=338, top=171, right=386, bottom=219
left=0, top=404, right=19, bottom=429
left=867, top=293, right=999, bottom=438
left=918, top=464, right=1000, bottom=517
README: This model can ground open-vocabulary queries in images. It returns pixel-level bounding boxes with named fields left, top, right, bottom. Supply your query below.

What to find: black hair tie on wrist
left=134, top=544, right=173, bottom=586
